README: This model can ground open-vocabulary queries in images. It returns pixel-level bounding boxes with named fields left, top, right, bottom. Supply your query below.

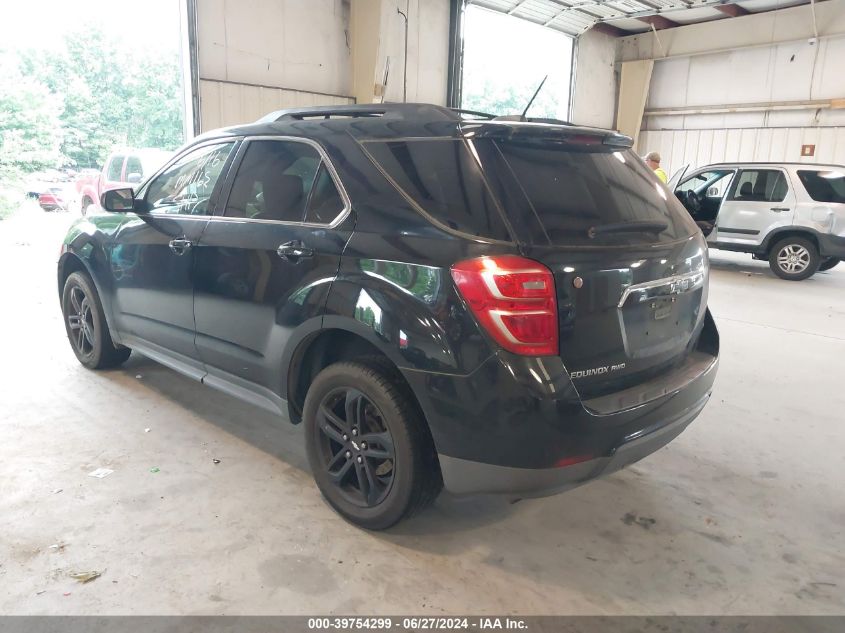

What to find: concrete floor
left=1, top=209, right=843, bottom=615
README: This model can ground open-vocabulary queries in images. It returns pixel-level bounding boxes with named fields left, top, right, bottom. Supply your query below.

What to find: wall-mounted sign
left=801, top=144, right=816, bottom=157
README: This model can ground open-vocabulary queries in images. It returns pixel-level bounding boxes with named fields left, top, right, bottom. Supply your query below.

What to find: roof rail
left=256, top=103, right=462, bottom=123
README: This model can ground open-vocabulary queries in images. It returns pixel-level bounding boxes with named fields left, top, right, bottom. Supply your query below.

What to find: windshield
left=492, top=141, right=696, bottom=246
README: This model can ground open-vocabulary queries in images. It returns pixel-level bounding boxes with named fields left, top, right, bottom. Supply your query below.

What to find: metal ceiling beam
left=469, top=0, right=805, bottom=35
left=637, top=13, right=681, bottom=29
left=714, top=2, right=751, bottom=17
left=506, top=0, right=531, bottom=15
left=590, top=21, right=628, bottom=37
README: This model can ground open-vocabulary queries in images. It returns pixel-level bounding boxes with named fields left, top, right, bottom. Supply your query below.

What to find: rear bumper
left=439, top=390, right=708, bottom=496
left=403, top=310, right=719, bottom=496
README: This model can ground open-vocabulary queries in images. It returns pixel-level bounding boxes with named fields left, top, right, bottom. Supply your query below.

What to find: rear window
left=363, top=139, right=511, bottom=241
left=494, top=142, right=694, bottom=246
left=797, top=170, right=845, bottom=204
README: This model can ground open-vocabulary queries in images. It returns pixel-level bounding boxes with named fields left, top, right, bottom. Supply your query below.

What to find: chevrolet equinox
left=58, top=104, right=719, bottom=529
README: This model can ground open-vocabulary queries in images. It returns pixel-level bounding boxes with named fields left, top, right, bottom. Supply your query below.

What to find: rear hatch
left=471, top=125, right=709, bottom=399
left=360, top=121, right=710, bottom=400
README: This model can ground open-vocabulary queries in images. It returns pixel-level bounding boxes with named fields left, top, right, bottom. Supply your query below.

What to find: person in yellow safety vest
left=644, top=151, right=668, bottom=183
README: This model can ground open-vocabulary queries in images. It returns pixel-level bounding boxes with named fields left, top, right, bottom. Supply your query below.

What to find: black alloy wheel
left=66, top=284, right=96, bottom=359
left=303, top=361, right=442, bottom=530
left=315, top=387, right=396, bottom=507
left=61, top=271, right=131, bottom=369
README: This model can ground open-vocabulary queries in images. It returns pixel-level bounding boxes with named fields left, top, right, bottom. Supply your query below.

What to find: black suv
left=58, top=104, right=719, bottom=529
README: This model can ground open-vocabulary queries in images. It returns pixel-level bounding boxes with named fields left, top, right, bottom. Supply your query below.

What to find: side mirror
left=706, top=186, right=719, bottom=197
left=101, top=188, right=136, bottom=213
left=126, top=172, right=142, bottom=184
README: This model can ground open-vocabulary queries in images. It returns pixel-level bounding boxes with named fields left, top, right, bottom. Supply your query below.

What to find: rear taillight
left=451, top=255, right=558, bottom=356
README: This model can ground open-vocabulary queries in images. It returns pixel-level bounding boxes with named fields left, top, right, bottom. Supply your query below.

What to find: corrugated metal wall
left=639, top=127, right=845, bottom=175
left=199, top=80, right=354, bottom=130
left=638, top=33, right=845, bottom=172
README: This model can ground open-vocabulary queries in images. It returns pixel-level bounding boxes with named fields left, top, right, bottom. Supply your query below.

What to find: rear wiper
left=588, top=221, right=669, bottom=239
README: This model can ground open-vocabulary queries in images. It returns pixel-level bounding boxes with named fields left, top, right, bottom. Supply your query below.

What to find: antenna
left=521, top=75, right=548, bottom=121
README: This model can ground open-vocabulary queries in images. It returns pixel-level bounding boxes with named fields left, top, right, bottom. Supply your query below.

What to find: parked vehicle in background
left=38, top=187, right=69, bottom=211
left=25, top=169, right=77, bottom=200
left=671, top=163, right=845, bottom=280
left=58, top=104, right=719, bottom=529
left=76, top=148, right=171, bottom=215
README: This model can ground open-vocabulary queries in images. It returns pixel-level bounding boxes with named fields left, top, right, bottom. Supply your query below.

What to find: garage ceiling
left=466, top=0, right=816, bottom=36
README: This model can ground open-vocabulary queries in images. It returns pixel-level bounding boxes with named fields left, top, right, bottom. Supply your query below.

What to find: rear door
left=193, top=137, right=353, bottom=397
left=484, top=137, right=708, bottom=399
left=715, top=168, right=795, bottom=247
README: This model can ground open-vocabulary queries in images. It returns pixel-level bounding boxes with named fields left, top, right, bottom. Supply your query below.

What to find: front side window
left=144, top=142, right=236, bottom=216
left=797, top=170, right=845, bottom=204
left=729, top=169, right=788, bottom=202
left=677, top=170, right=733, bottom=198
left=225, top=140, right=324, bottom=222
left=106, top=155, right=125, bottom=181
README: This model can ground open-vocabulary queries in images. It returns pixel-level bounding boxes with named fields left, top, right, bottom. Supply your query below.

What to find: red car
left=38, top=187, right=68, bottom=212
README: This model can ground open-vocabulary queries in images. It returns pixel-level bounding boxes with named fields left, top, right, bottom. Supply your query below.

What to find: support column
left=616, top=59, right=653, bottom=151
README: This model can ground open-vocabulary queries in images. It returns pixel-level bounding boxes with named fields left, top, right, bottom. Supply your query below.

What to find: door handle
left=277, top=241, right=314, bottom=262
left=770, top=207, right=790, bottom=212
left=168, top=238, right=193, bottom=255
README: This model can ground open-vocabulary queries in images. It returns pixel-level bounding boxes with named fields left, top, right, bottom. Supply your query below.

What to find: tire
left=61, top=271, right=131, bottom=369
left=819, top=257, right=840, bottom=272
left=768, top=236, right=820, bottom=281
left=303, top=361, right=442, bottom=530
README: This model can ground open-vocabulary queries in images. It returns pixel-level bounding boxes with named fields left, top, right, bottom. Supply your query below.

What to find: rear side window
left=225, top=140, right=321, bottom=222
left=494, top=142, right=693, bottom=246
left=125, top=156, right=143, bottom=179
left=797, top=170, right=845, bottom=203
left=364, top=139, right=511, bottom=241
left=304, top=165, right=345, bottom=224
left=729, top=169, right=788, bottom=202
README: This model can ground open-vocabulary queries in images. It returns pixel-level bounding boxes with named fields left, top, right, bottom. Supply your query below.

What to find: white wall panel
left=639, top=127, right=845, bottom=173
left=619, top=0, right=845, bottom=62
left=811, top=36, right=845, bottom=100
left=646, top=35, right=845, bottom=114
left=198, top=0, right=352, bottom=97
left=374, top=0, right=450, bottom=105
left=199, top=79, right=354, bottom=130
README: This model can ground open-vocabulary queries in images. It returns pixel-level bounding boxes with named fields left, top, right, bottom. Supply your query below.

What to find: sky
left=0, top=0, right=182, bottom=54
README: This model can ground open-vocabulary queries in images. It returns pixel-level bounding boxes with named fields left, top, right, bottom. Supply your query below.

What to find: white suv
left=671, top=163, right=845, bottom=280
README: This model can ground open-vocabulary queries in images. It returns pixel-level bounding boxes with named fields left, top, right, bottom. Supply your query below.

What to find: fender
left=58, top=219, right=123, bottom=343
left=759, top=225, right=845, bottom=259
left=321, top=259, right=494, bottom=376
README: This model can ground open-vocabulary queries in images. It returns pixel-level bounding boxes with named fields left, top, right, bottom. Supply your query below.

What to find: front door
left=674, top=168, right=735, bottom=243
left=193, top=137, right=352, bottom=402
left=110, top=141, right=238, bottom=371
left=715, top=168, right=795, bottom=247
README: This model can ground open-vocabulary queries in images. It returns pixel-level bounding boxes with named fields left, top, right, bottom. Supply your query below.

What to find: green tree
left=0, top=54, right=63, bottom=181
left=17, top=26, right=184, bottom=170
